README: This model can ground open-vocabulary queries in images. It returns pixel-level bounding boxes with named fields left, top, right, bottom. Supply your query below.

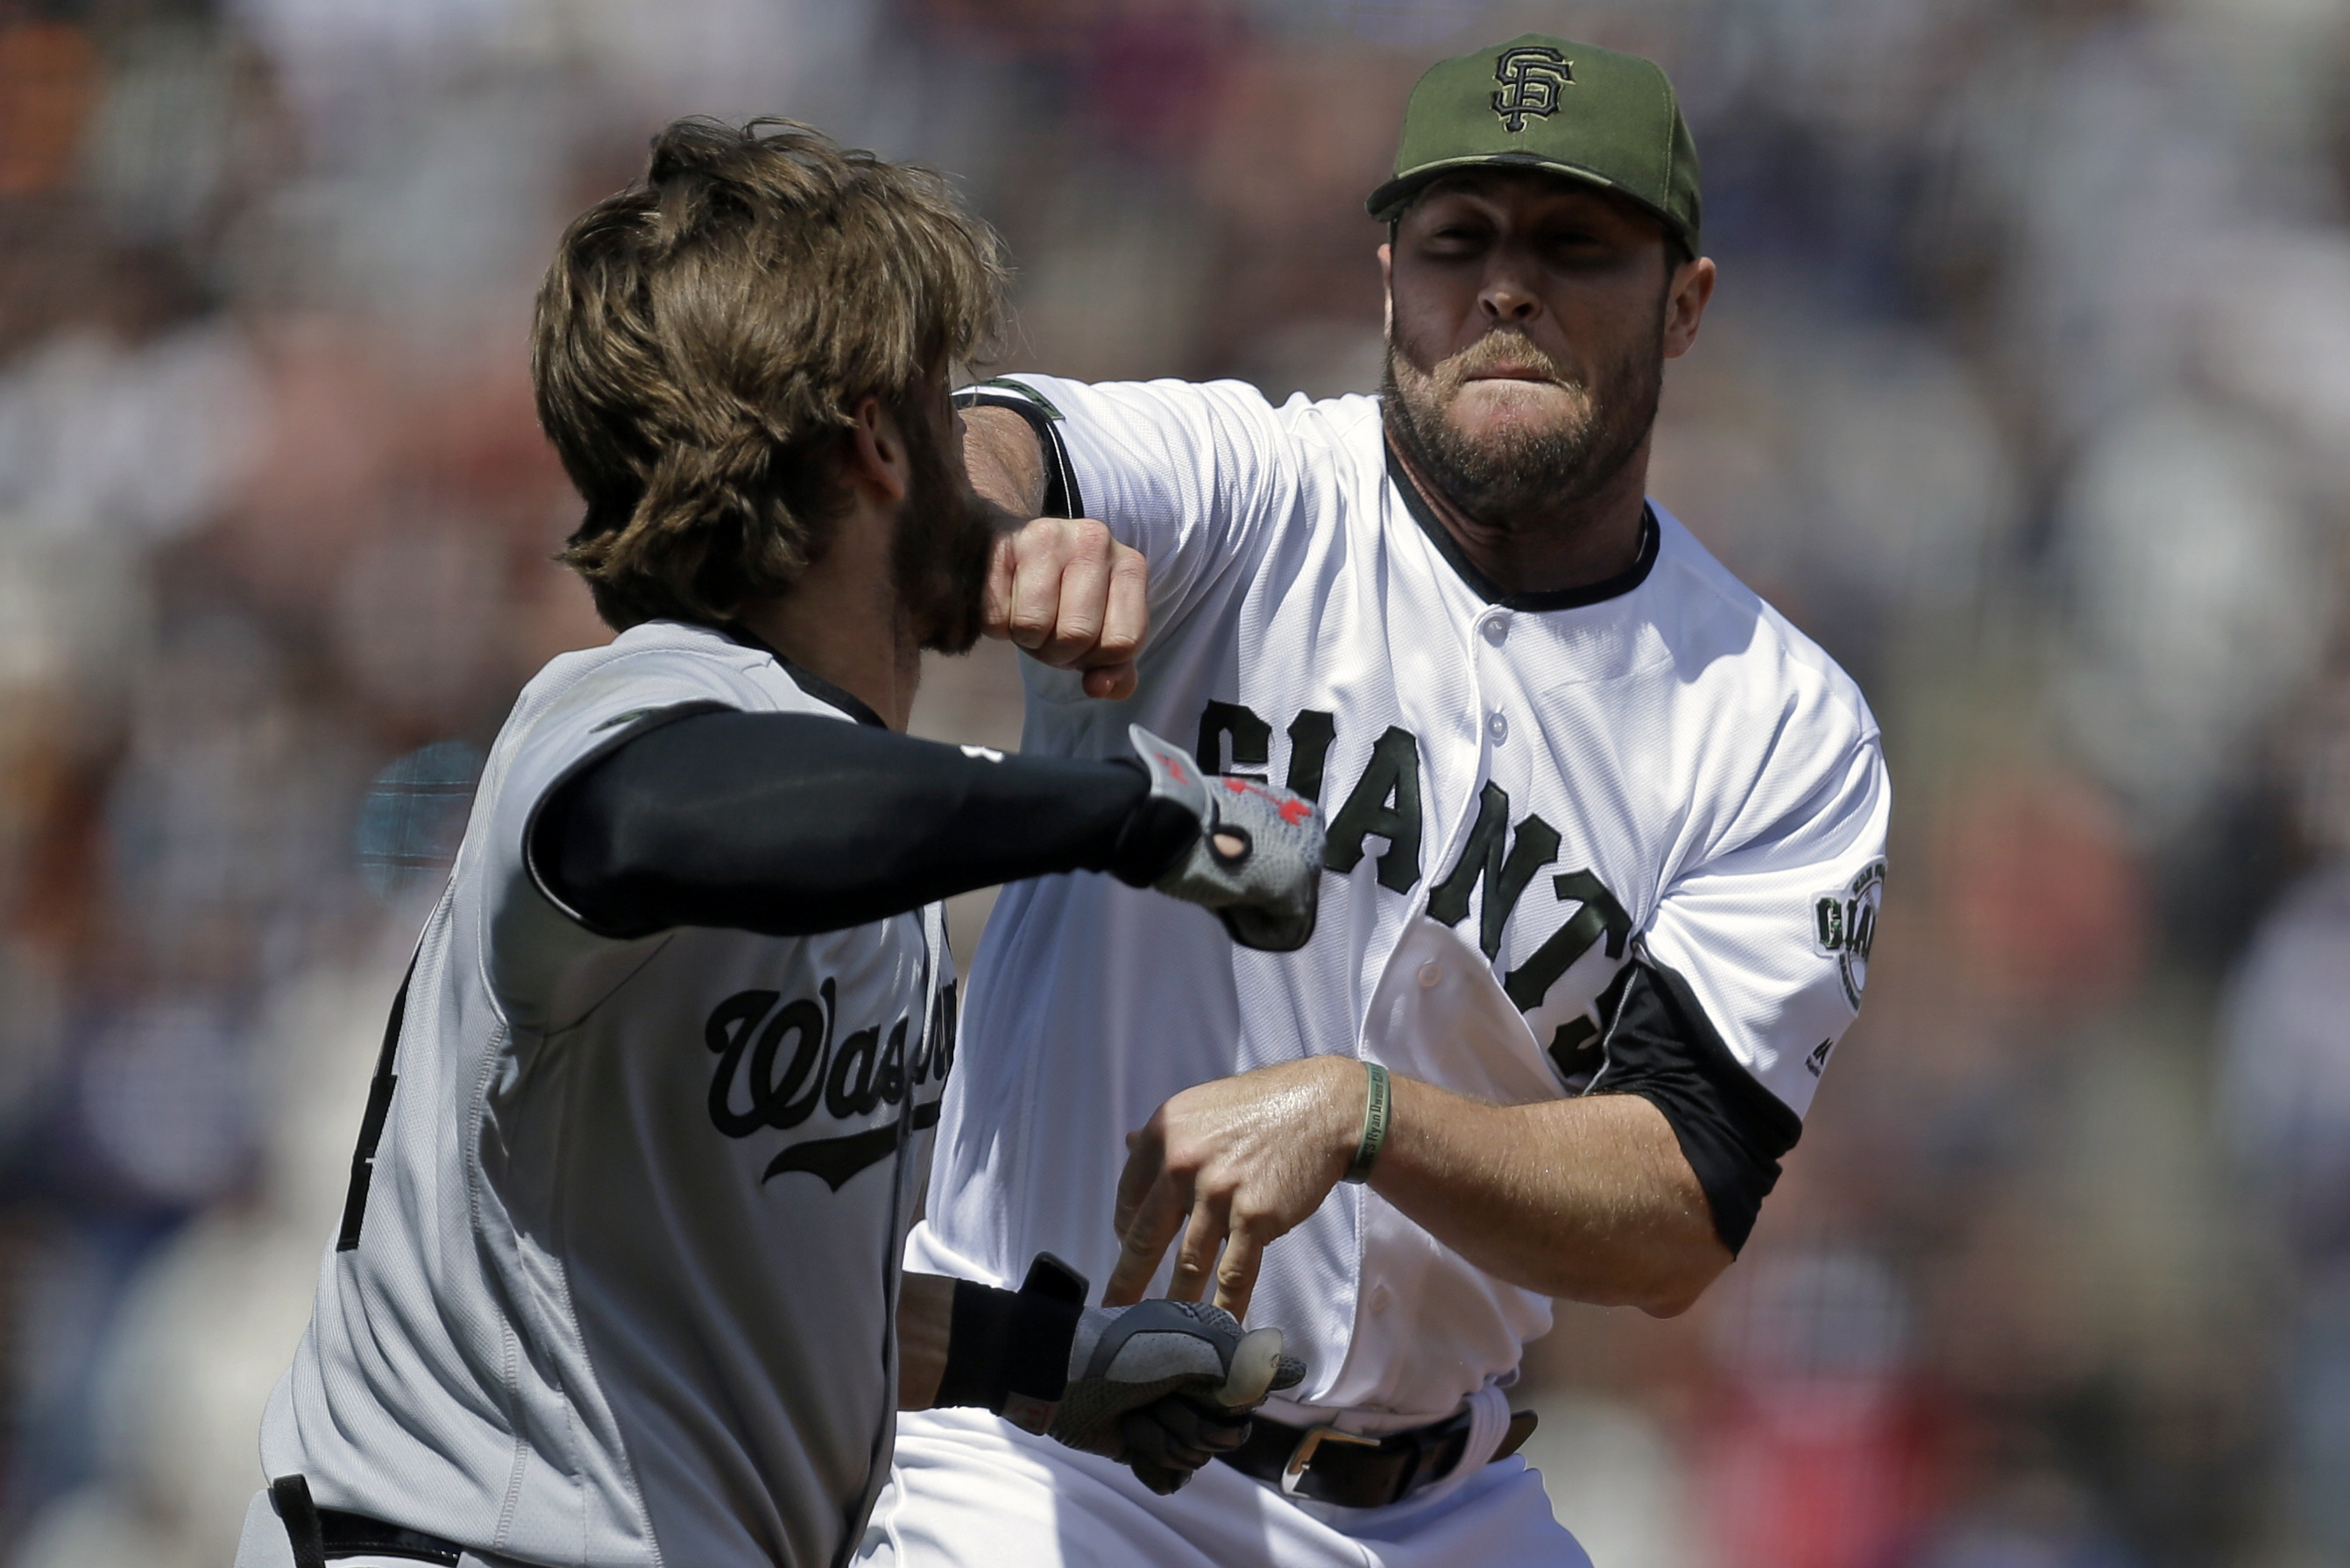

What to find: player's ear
left=1378, top=242, right=1394, bottom=339
left=1663, top=255, right=1716, bottom=360
left=845, top=394, right=912, bottom=506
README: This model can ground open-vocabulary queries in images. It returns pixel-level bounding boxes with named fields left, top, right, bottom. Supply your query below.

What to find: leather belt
left=1219, top=1407, right=1538, bottom=1509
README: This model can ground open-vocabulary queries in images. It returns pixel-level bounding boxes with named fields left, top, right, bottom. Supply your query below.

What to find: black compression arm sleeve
left=530, top=710, right=1193, bottom=939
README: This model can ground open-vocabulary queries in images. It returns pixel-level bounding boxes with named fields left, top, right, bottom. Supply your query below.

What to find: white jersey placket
left=1317, top=523, right=1518, bottom=1412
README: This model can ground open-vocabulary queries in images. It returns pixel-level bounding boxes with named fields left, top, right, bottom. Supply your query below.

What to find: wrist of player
left=1103, top=754, right=1197, bottom=886
left=932, top=1256, right=1087, bottom=1433
left=931, top=1254, right=1304, bottom=1447
left=1272, top=1055, right=1391, bottom=1192
left=1335, top=1057, right=1393, bottom=1185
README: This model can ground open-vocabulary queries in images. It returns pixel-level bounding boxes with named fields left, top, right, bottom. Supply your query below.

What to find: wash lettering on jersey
left=1199, top=700, right=1629, bottom=1084
left=704, top=976, right=957, bottom=1190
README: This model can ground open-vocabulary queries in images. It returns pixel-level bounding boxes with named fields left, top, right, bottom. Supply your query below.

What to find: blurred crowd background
left=0, top=0, right=2344, bottom=1564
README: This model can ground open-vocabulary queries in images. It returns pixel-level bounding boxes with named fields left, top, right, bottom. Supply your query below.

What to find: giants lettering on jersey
left=704, top=976, right=958, bottom=1190
left=1199, top=701, right=1631, bottom=1086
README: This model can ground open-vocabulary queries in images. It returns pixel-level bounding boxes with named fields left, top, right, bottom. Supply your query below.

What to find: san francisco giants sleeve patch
left=1810, top=859, right=1885, bottom=1011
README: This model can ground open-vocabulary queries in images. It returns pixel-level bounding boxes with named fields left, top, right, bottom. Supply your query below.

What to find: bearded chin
left=893, top=424, right=998, bottom=655
left=1383, top=337, right=1662, bottom=531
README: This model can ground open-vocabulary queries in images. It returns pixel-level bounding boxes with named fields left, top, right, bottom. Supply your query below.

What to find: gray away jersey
left=261, top=619, right=954, bottom=1568
left=913, top=378, right=1890, bottom=1430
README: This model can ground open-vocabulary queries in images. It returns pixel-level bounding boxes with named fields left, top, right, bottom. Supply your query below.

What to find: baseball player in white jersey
left=234, top=121, right=1322, bottom=1568
left=866, top=34, right=1892, bottom=1568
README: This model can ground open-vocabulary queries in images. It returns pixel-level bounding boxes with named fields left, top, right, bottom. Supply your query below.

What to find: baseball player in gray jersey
left=868, top=34, right=1890, bottom=1568
left=235, top=121, right=1322, bottom=1568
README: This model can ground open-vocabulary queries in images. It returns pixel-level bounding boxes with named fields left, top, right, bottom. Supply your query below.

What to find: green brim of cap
left=1366, top=152, right=1695, bottom=256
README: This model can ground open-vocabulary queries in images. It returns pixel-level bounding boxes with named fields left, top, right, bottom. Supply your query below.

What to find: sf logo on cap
left=1492, top=46, right=1573, bottom=132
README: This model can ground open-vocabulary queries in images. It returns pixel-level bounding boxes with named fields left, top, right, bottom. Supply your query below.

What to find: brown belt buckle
left=1281, top=1423, right=1381, bottom=1496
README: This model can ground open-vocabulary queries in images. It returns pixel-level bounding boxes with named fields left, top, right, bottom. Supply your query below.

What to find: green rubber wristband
left=1341, top=1062, right=1391, bottom=1184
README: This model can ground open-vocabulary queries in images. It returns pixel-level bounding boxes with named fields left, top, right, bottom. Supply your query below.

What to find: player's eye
left=1541, top=230, right=1629, bottom=269
left=1423, top=223, right=1490, bottom=252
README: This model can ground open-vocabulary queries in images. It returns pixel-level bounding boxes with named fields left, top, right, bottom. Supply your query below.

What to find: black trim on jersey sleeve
left=1383, top=438, right=1658, bottom=611
left=955, top=380, right=1085, bottom=520
left=1586, top=951, right=1805, bottom=1256
left=335, top=945, right=421, bottom=1252
left=527, top=710, right=1196, bottom=940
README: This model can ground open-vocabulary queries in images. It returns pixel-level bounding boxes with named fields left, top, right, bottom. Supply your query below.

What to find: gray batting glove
left=1049, top=1298, right=1307, bottom=1495
left=1123, top=724, right=1324, bottom=953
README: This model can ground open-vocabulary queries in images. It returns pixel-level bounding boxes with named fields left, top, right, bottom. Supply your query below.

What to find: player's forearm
left=962, top=405, right=1048, bottom=519
left=534, top=711, right=1190, bottom=939
left=1110, top=1056, right=1729, bottom=1320
left=1370, top=1077, right=1731, bottom=1316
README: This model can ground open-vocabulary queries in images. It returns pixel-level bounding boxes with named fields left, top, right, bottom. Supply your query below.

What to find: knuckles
left=1010, top=514, right=1111, bottom=566
left=1157, top=1141, right=1215, bottom=1183
left=1064, top=519, right=1113, bottom=563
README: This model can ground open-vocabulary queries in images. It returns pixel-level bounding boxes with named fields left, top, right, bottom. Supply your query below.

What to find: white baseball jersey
left=256, top=619, right=955, bottom=1568
left=906, top=376, right=1889, bottom=1439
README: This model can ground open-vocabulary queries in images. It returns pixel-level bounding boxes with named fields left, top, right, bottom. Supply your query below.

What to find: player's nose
left=1476, top=270, right=1541, bottom=322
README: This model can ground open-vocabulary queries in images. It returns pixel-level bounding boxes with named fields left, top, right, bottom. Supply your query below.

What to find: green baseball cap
left=1366, top=33, right=1702, bottom=258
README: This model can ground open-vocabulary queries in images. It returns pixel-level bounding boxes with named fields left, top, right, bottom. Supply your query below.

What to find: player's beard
left=1382, top=316, right=1664, bottom=532
left=891, top=413, right=997, bottom=655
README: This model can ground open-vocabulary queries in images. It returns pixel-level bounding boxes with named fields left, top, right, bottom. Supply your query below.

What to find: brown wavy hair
left=533, top=118, right=1007, bottom=630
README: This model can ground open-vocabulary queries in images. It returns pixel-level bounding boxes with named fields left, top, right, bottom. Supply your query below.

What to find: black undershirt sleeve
left=1583, top=954, right=1806, bottom=1256
left=528, top=709, right=1193, bottom=940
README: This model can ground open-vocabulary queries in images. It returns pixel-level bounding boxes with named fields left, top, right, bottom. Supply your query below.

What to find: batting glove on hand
left=1115, top=724, right=1324, bottom=953
left=1050, top=1297, right=1308, bottom=1495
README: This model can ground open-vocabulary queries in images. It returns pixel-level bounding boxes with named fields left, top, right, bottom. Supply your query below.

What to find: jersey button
left=1417, top=961, right=1442, bottom=989
left=1486, top=710, right=1509, bottom=745
left=1482, top=616, right=1508, bottom=646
